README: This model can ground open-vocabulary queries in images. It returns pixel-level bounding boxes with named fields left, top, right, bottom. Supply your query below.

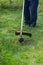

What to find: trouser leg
left=24, top=0, right=30, bottom=25
left=30, top=0, right=39, bottom=26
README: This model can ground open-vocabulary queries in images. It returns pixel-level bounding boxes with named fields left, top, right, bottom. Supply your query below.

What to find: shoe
left=25, top=22, right=29, bottom=25
left=29, top=22, right=36, bottom=27
left=23, top=23, right=29, bottom=27
left=29, top=24, right=36, bottom=27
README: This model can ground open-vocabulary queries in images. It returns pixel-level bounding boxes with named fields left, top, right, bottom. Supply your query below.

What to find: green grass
left=0, top=0, right=43, bottom=65
left=0, top=0, right=22, bottom=9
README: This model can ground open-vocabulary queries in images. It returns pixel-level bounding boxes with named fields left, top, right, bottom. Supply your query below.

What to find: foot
left=23, top=22, right=29, bottom=27
left=29, top=23, right=36, bottom=27
left=29, top=24, right=36, bottom=27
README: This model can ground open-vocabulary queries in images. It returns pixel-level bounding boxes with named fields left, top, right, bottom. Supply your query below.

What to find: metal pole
left=20, top=0, right=25, bottom=37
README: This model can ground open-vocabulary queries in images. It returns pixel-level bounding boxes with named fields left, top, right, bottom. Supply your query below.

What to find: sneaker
left=29, top=22, right=36, bottom=27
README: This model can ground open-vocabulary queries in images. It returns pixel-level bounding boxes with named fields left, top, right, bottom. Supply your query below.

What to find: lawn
left=0, top=0, right=43, bottom=65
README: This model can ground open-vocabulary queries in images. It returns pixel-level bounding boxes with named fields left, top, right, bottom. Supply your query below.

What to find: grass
left=0, top=0, right=22, bottom=9
left=0, top=0, right=43, bottom=65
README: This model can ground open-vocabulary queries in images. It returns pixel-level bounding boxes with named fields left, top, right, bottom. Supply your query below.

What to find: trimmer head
left=19, top=37, right=24, bottom=43
left=15, top=31, right=32, bottom=37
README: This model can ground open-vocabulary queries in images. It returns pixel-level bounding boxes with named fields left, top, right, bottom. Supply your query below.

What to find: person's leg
left=30, top=0, right=39, bottom=27
left=24, top=0, right=30, bottom=25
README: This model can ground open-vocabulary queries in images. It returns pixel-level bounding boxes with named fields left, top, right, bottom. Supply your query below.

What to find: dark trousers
left=24, top=0, right=39, bottom=26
